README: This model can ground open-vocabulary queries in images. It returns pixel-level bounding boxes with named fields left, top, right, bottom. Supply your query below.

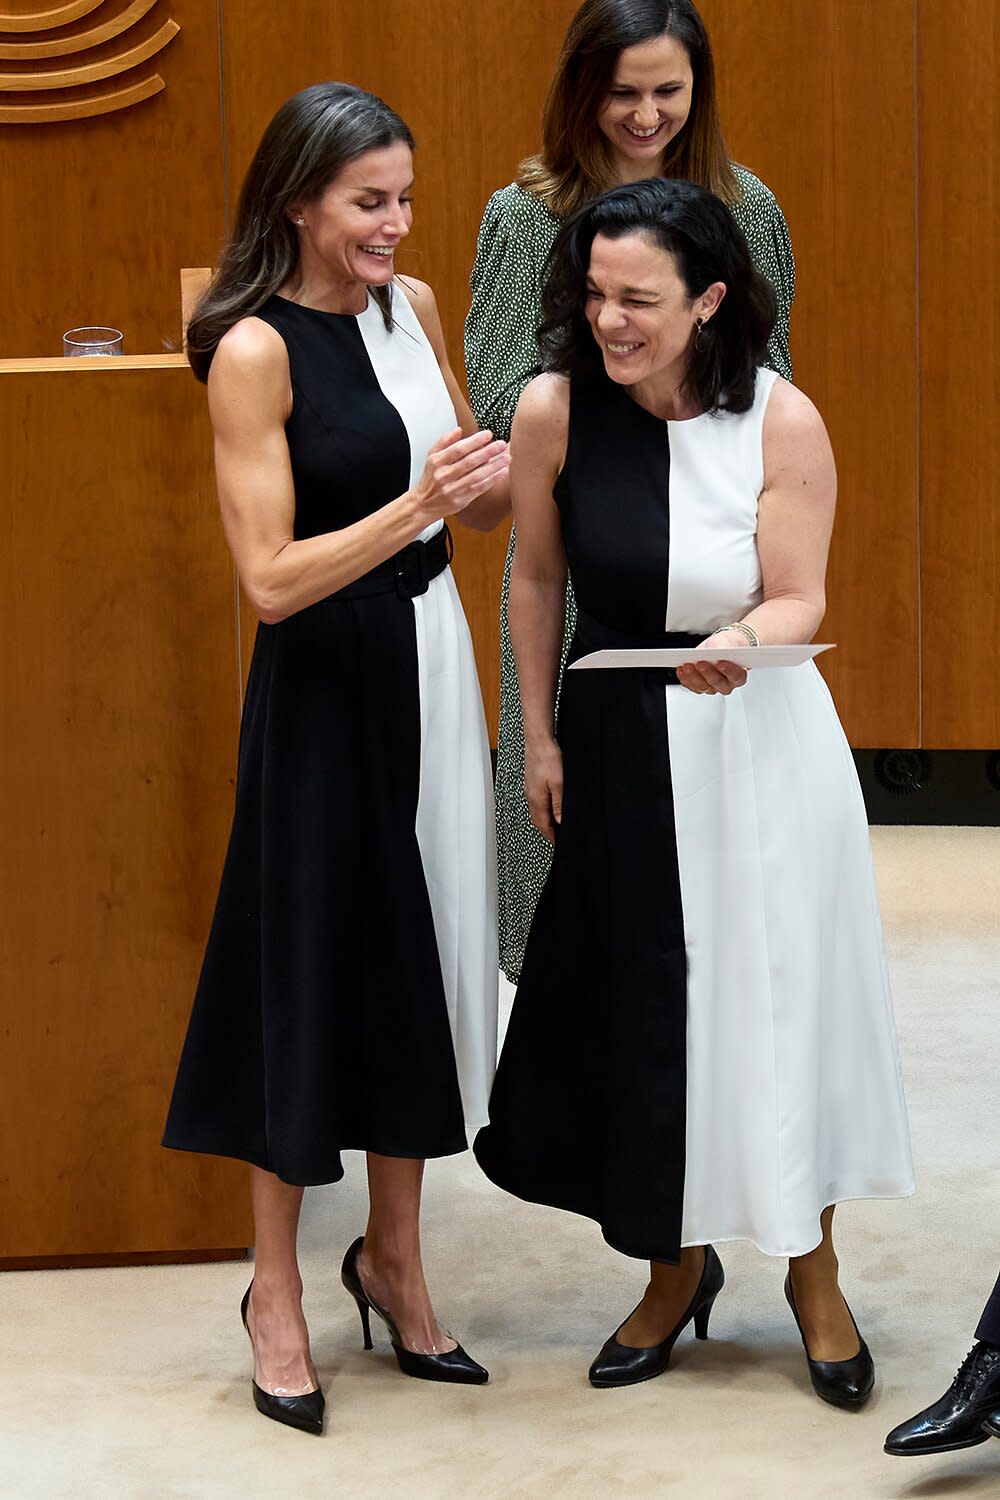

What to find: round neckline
left=271, top=291, right=371, bottom=320
left=664, top=408, right=713, bottom=426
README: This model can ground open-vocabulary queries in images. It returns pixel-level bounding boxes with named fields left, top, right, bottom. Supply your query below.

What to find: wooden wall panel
left=0, top=0, right=225, bottom=357
left=0, top=364, right=250, bottom=1258
left=918, top=0, right=999, bottom=748
left=221, top=1, right=920, bottom=748
left=700, top=0, right=919, bottom=747
left=10, top=0, right=990, bottom=1266
left=220, top=0, right=580, bottom=740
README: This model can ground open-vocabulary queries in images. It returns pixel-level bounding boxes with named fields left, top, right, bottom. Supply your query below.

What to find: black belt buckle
left=394, top=538, right=431, bottom=600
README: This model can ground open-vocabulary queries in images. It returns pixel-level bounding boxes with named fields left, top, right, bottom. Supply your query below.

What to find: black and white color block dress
left=474, top=367, right=914, bottom=1262
left=164, top=286, right=498, bottom=1183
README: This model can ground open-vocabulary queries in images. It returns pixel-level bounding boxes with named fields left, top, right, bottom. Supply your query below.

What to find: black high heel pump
left=240, top=1282, right=326, bottom=1435
left=784, top=1273, right=874, bottom=1409
left=588, top=1244, right=726, bottom=1388
left=341, top=1237, right=488, bottom=1385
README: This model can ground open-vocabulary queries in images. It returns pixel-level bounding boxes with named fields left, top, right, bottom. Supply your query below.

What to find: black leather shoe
left=784, top=1274, right=874, bottom=1410
left=341, top=1237, right=489, bottom=1385
left=240, top=1283, right=325, bottom=1435
left=884, top=1343, right=1000, bottom=1456
left=588, top=1245, right=725, bottom=1389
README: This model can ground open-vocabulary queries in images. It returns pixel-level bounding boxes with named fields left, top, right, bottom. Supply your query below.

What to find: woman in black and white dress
left=474, top=179, right=914, bottom=1407
left=164, top=83, right=509, bottom=1433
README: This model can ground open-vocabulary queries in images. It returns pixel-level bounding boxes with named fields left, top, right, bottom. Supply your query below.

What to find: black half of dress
left=474, top=375, right=698, bottom=1263
left=162, top=298, right=467, bottom=1184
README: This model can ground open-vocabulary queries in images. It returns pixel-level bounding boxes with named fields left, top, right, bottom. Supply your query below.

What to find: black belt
left=335, top=524, right=453, bottom=603
left=569, top=610, right=707, bottom=684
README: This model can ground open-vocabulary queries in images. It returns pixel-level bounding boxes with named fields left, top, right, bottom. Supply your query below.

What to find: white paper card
left=569, top=644, right=834, bottom=671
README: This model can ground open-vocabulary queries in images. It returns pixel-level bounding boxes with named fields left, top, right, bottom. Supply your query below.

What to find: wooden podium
left=0, top=354, right=251, bottom=1264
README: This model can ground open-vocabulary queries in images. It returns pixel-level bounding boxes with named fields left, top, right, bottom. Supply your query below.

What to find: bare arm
left=744, top=379, right=836, bottom=642
left=678, top=379, right=836, bottom=695
left=208, top=317, right=508, bottom=624
left=508, top=374, right=569, bottom=839
left=401, top=276, right=511, bottom=532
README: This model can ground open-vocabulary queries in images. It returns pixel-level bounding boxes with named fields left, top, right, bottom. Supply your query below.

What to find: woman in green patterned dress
left=465, top=0, right=796, bottom=982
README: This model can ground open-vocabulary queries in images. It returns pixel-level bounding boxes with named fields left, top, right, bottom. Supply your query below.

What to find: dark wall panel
left=0, top=0, right=225, bottom=357
left=918, top=0, right=1000, bottom=749
left=701, top=0, right=920, bottom=748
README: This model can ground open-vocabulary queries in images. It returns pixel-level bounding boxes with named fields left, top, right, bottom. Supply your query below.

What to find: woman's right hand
left=524, top=736, right=563, bottom=844
left=410, top=427, right=509, bottom=524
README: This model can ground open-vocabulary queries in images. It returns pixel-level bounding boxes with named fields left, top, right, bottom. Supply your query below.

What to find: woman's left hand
left=676, top=628, right=750, bottom=696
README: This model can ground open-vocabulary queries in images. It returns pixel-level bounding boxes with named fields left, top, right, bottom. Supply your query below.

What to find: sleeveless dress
left=474, top=368, right=914, bottom=1262
left=163, top=286, right=498, bottom=1184
left=463, top=171, right=796, bottom=983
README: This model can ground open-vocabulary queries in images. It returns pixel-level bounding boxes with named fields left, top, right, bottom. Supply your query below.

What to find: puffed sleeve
left=730, top=166, right=796, bottom=381
left=464, top=185, right=557, bottom=441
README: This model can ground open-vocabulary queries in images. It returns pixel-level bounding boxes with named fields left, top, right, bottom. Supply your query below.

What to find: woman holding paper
left=474, top=179, right=914, bottom=1406
left=465, top=0, right=796, bottom=987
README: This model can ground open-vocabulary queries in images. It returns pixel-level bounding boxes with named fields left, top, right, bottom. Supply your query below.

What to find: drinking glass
left=62, top=327, right=124, bottom=357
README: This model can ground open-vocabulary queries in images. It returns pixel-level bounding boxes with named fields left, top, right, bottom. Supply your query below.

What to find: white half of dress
left=663, top=371, right=914, bottom=1256
left=357, top=286, right=499, bottom=1127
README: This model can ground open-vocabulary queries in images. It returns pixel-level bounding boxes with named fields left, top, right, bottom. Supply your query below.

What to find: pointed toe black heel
left=240, top=1283, right=326, bottom=1435
left=341, top=1237, right=489, bottom=1385
left=588, top=1245, right=725, bottom=1389
left=784, top=1274, right=874, bottom=1410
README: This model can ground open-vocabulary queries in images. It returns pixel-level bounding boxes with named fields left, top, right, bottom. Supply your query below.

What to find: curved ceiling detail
left=0, top=18, right=178, bottom=89
left=0, top=71, right=163, bottom=123
left=0, top=0, right=158, bottom=60
left=0, top=3, right=179, bottom=123
left=0, top=2, right=104, bottom=31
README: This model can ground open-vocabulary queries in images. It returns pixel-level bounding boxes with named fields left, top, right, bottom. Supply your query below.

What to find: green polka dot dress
left=465, top=166, right=796, bottom=982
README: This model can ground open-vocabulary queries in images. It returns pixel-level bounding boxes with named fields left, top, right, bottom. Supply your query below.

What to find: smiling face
left=584, top=231, right=723, bottom=392
left=290, top=140, right=414, bottom=291
left=596, top=33, right=694, bottom=182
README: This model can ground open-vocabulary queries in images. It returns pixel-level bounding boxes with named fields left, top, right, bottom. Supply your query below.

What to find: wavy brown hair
left=187, top=83, right=414, bottom=383
left=539, top=179, right=776, bottom=413
left=519, top=0, right=736, bottom=217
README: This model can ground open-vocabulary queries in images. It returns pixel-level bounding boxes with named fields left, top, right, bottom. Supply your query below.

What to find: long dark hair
left=519, top=0, right=736, bottom=216
left=187, top=83, right=415, bottom=383
left=539, top=178, right=776, bottom=413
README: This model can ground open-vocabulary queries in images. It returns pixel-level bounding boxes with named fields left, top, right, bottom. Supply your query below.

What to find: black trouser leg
left=975, top=1270, right=1000, bottom=1346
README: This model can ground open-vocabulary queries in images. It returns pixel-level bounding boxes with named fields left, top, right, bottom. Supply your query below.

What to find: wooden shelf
left=0, top=354, right=189, bottom=373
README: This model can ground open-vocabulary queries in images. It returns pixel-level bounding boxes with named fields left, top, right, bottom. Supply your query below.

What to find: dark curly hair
left=538, top=177, right=777, bottom=413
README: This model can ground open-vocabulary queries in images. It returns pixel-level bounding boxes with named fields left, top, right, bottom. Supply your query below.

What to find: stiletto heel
left=241, top=1281, right=326, bottom=1435
left=589, top=1245, right=725, bottom=1388
left=340, top=1237, right=488, bottom=1385
left=352, top=1292, right=373, bottom=1351
left=784, top=1273, right=874, bottom=1410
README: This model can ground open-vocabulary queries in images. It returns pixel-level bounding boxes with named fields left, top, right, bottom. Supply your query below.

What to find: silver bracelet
left=723, top=620, right=760, bottom=648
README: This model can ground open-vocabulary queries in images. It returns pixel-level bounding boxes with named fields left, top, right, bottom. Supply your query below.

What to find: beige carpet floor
left=2, top=828, right=999, bottom=1499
